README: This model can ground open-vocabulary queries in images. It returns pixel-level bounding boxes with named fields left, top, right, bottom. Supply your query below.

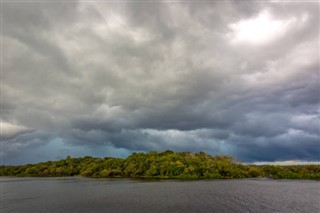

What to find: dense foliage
left=1, top=151, right=319, bottom=179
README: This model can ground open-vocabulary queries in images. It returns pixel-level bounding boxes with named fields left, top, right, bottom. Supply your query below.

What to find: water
left=1, top=177, right=319, bottom=213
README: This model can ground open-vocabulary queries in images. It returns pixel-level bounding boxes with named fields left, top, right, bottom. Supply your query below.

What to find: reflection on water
left=1, top=177, right=319, bottom=213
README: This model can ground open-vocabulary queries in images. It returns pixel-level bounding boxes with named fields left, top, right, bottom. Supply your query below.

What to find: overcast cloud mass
left=1, top=1, right=319, bottom=165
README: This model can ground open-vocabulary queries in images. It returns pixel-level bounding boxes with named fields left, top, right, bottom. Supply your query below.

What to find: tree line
left=1, top=151, right=319, bottom=179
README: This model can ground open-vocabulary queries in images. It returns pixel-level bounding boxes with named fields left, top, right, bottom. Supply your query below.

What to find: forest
left=1, top=151, right=319, bottom=179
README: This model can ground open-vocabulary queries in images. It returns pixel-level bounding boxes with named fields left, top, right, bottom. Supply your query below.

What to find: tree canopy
left=1, top=151, right=319, bottom=180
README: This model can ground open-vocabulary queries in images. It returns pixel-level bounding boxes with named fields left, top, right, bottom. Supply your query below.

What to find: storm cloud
left=1, top=1, right=319, bottom=164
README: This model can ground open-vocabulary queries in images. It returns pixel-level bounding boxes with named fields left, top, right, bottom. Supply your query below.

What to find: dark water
left=1, top=177, right=319, bottom=213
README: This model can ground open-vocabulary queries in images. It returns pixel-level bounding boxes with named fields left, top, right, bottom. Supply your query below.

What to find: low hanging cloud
left=1, top=1, right=319, bottom=164
left=1, top=121, right=33, bottom=140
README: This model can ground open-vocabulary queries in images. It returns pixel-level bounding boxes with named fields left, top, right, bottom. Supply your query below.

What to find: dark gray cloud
left=1, top=1, right=319, bottom=164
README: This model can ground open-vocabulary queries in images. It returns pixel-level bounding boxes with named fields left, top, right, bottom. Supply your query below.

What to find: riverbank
left=1, top=151, right=319, bottom=180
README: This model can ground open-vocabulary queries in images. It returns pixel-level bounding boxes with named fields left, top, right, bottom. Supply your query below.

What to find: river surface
left=1, top=177, right=319, bottom=213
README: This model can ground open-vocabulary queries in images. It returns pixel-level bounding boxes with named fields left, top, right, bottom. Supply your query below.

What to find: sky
left=1, top=0, right=319, bottom=165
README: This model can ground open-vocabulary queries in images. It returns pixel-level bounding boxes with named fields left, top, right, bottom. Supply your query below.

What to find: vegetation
left=1, top=151, right=319, bottom=180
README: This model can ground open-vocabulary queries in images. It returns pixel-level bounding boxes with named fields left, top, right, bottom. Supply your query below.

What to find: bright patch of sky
left=228, top=10, right=300, bottom=45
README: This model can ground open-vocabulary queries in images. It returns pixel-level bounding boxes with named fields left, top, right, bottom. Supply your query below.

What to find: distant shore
left=1, top=151, right=319, bottom=180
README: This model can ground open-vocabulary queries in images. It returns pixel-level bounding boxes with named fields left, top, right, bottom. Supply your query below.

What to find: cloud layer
left=1, top=1, right=319, bottom=164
